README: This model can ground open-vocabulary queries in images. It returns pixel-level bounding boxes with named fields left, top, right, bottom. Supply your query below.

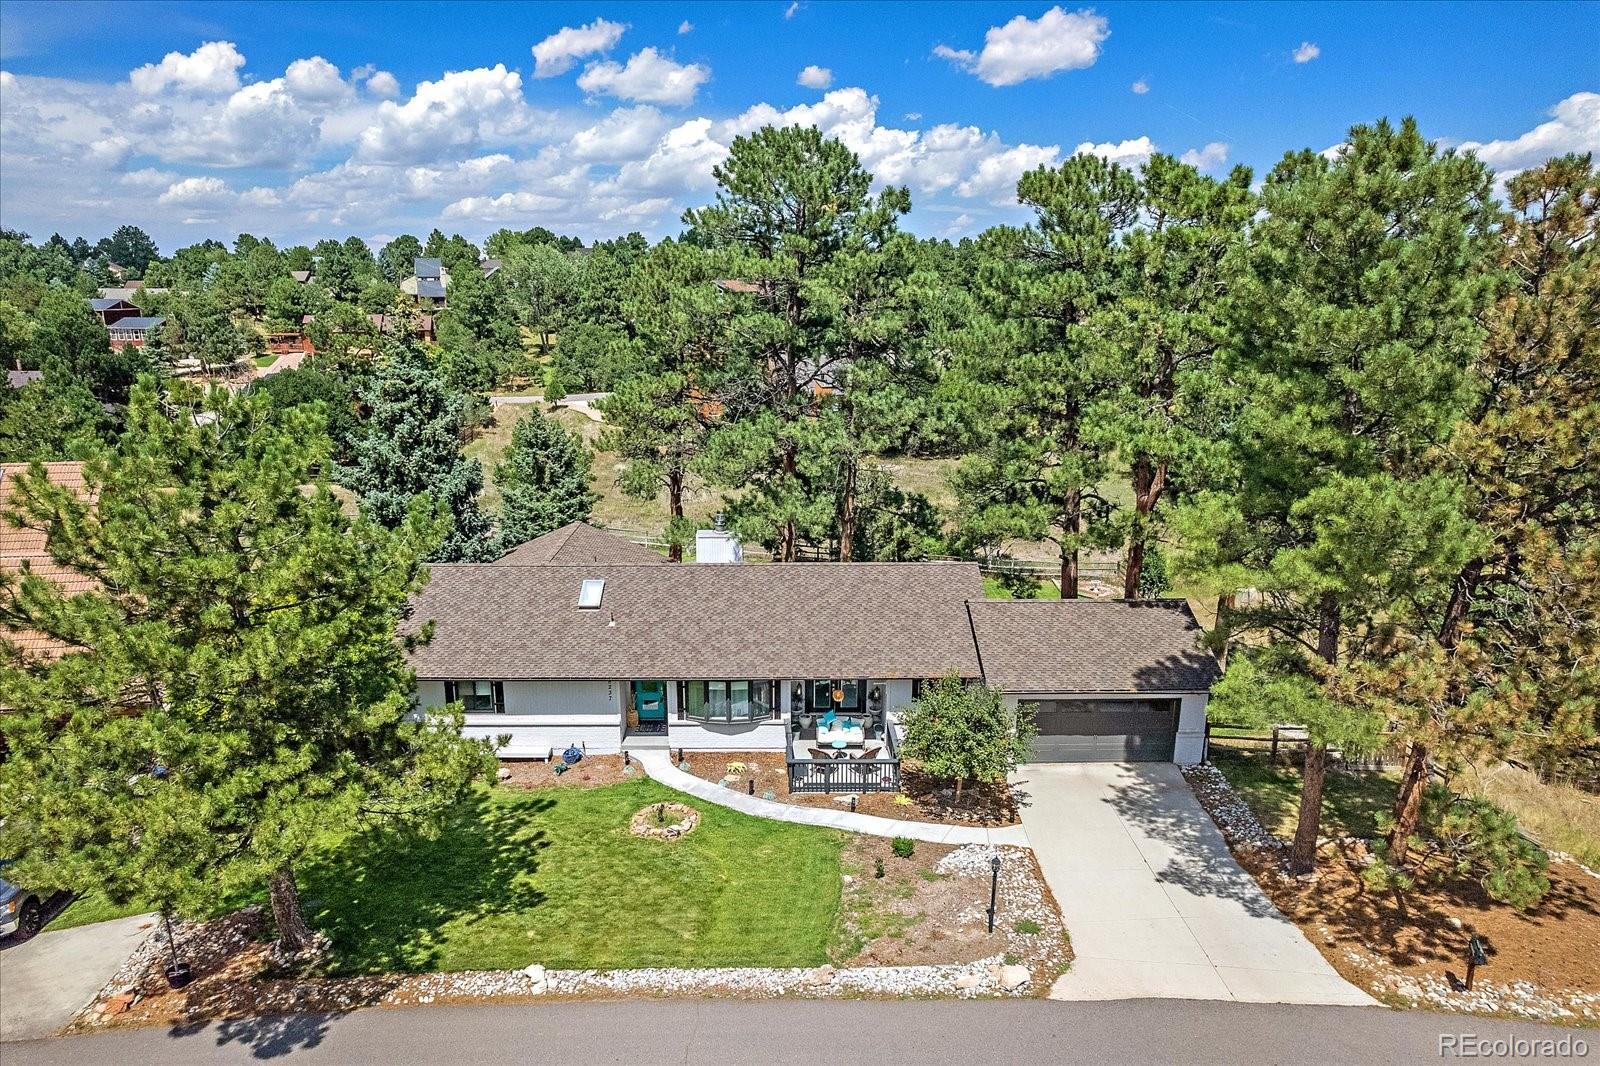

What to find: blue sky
left=1, top=1, right=1595, bottom=250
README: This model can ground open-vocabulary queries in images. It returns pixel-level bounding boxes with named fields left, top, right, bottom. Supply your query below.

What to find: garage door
left=1029, top=698, right=1179, bottom=762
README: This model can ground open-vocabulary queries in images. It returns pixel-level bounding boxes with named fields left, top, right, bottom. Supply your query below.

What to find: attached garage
left=1029, top=697, right=1179, bottom=762
left=966, top=599, right=1222, bottom=765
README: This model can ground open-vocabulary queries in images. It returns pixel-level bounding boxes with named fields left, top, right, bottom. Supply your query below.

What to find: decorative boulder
left=523, top=963, right=547, bottom=994
left=496, top=767, right=513, bottom=782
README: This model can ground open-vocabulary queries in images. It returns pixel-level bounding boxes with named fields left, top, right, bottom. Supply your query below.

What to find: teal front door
left=633, top=680, right=667, bottom=722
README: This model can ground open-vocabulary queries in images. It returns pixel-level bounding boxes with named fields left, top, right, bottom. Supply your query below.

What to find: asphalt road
left=3, top=999, right=1590, bottom=1065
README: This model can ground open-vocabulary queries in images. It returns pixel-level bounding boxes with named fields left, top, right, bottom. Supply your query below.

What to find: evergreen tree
left=0, top=380, right=494, bottom=959
left=0, top=372, right=111, bottom=461
left=23, top=287, right=150, bottom=405
left=494, top=409, right=597, bottom=551
left=347, top=345, right=496, bottom=562
left=1179, top=118, right=1497, bottom=873
left=685, top=125, right=914, bottom=560
left=378, top=234, right=424, bottom=283
left=951, top=154, right=1134, bottom=596
left=1381, top=154, right=1600, bottom=862
left=596, top=240, right=722, bottom=559
left=94, top=224, right=159, bottom=277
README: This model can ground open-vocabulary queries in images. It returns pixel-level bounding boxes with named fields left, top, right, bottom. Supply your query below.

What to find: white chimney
left=695, top=517, right=743, bottom=564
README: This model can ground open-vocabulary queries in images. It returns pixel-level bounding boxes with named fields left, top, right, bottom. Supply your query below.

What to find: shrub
left=891, top=836, right=916, bottom=859
left=874, top=857, right=886, bottom=879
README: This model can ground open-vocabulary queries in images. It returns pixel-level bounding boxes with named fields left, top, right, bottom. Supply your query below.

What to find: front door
left=806, top=679, right=863, bottom=716
left=632, top=680, right=667, bottom=728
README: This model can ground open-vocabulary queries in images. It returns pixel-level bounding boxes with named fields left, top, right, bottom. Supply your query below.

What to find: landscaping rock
left=496, top=767, right=513, bottom=782
left=954, top=973, right=982, bottom=991
left=104, top=991, right=137, bottom=1015
left=988, top=964, right=1029, bottom=990
left=806, top=965, right=836, bottom=986
left=1447, top=916, right=1464, bottom=931
left=522, top=964, right=547, bottom=994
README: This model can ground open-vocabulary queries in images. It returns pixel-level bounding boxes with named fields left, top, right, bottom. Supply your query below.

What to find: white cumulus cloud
left=1131, top=79, right=1149, bottom=94
left=130, top=40, right=246, bottom=95
left=1293, top=41, right=1320, bottom=64
left=357, top=64, right=536, bottom=163
left=569, top=105, right=670, bottom=163
left=285, top=57, right=350, bottom=104
left=1180, top=141, right=1228, bottom=171
left=532, top=18, right=627, bottom=78
left=364, top=70, right=400, bottom=98
left=935, top=7, right=1109, bottom=87
left=577, top=48, right=710, bottom=106
left=797, top=65, right=833, bottom=89
left=1458, top=92, right=1600, bottom=177
left=678, top=20, right=694, bottom=34
left=1072, top=135, right=1156, bottom=168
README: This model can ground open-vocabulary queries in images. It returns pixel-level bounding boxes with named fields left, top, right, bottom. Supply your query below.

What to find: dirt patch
left=495, top=754, right=635, bottom=790
left=829, top=837, right=1070, bottom=989
left=680, top=751, right=1020, bottom=827
left=1185, top=763, right=1600, bottom=1024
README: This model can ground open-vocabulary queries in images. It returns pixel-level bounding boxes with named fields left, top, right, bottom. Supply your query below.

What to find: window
left=678, top=680, right=775, bottom=723
left=445, top=680, right=505, bottom=714
left=577, top=578, right=605, bottom=609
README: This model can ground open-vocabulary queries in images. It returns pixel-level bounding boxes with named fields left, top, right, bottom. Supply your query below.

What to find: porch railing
left=786, top=722, right=901, bottom=794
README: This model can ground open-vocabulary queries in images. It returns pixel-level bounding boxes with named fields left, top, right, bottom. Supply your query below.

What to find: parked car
left=0, top=862, right=45, bottom=939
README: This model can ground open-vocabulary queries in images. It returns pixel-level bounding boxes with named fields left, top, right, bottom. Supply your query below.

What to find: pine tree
left=1181, top=118, right=1497, bottom=873
left=0, top=380, right=494, bottom=959
left=1383, top=154, right=1600, bottom=861
left=951, top=153, right=1135, bottom=596
left=346, top=345, right=496, bottom=562
left=494, top=409, right=597, bottom=552
left=685, top=125, right=915, bottom=561
left=0, top=370, right=111, bottom=461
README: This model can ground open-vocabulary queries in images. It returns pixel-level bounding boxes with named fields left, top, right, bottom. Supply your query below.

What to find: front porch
left=786, top=717, right=901, bottom=794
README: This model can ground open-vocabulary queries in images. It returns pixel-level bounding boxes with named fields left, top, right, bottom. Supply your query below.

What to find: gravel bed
left=1182, top=762, right=1283, bottom=852
left=1344, top=947, right=1600, bottom=1022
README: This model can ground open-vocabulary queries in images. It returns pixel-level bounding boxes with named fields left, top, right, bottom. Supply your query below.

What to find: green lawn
left=53, top=779, right=846, bottom=974
left=1209, top=747, right=1399, bottom=840
left=300, top=778, right=843, bottom=974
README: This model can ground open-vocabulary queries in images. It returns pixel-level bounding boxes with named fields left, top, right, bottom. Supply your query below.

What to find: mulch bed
left=831, top=836, right=1071, bottom=989
left=679, top=751, right=1021, bottom=826
left=1184, top=763, right=1600, bottom=1023
left=495, top=754, right=635, bottom=790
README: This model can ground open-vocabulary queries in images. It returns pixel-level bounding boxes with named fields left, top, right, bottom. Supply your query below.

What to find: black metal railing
left=786, top=722, right=901, bottom=794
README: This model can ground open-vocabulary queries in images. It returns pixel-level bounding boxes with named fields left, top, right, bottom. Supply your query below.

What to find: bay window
left=678, top=680, right=776, bottom=723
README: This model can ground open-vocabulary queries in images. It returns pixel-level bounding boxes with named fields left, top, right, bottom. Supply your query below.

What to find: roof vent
left=578, top=578, right=605, bottom=609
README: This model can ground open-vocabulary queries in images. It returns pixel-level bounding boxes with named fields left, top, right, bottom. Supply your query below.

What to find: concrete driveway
left=1012, top=763, right=1373, bottom=1005
left=0, top=913, right=154, bottom=1042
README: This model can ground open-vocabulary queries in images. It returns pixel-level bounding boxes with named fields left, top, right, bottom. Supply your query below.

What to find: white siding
left=415, top=679, right=624, bottom=758
left=882, top=680, right=915, bottom=720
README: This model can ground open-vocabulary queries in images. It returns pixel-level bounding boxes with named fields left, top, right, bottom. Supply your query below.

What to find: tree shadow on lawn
left=298, top=789, right=554, bottom=975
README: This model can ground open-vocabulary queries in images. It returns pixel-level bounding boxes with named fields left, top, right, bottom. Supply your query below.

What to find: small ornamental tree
left=898, top=674, right=1036, bottom=803
left=0, top=380, right=496, bottom=961
left=494, top=409, right=597, bottom=552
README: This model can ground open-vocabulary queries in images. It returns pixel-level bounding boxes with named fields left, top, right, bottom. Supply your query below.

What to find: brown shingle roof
left=2, top=462, right=95, bottom=659
left=967, top=599, right=1220, bottom=694
left=403, top=561, right=985, bottom=681
left=495, top=522, right=666, bottom=566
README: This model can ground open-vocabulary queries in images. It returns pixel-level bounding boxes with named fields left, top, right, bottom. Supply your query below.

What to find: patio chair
left=807, top=747, right=833, bottom=761
left=857, top=746, right=882, bottom=760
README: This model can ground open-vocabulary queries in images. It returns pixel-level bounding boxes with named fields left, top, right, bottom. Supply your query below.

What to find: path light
left=162, top=909, right=192, bottom=988
left=748, top=779, right=755, bottom=796
left=623, top=750, right=630, bottom=768
left=849, top=796, right=857, bottom=813
left=987, top=855, right=1001, bottom=934
left=1465, top=935, right=1488, bottom=991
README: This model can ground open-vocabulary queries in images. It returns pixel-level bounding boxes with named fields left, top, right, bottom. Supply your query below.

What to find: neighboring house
left=6, top=370, right=43, bottom=390
left=265, top=331, right=314, bottom=356
left=106, top=316, right=165, bottom=350
left=88, top=298, right=140, bottom=327
left=98, top=284, right=167, bottom=302
left=367, top=313, right=436, bottom=344
left=289, top=270, right=314, bottom=284
left=0, top=462, right=95, bottom=662
left=400, top=257, right=449, bottom=308
left=405, top=524, right=1217, bottom=781
left=479, top=258, right=502, bottom=279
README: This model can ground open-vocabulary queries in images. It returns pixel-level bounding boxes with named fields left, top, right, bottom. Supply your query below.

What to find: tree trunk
left=778, top=443, right=798, bottom=562
left=268, top=865, right=317, bottom=957
left=1122, top=458, right=1166, bottom=599
left=667, top=469, right=685, bottom=563
left=1290, top=594, right=1341, bottom=875
left=1290, top=743, right=1329, bottom=874
left=837, top=458, right=857, bottom=562
left=1385, top=558, right=1482, bottom=862
left=1060, top=490, right=1081, bottom=599
left=1214, top=592, right=1236, bottom=671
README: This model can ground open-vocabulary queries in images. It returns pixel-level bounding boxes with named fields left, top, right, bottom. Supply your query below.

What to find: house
left=366, top=313, right=436, bottom=344
left=289, top=270, right=314, bottom=285
left=98, top=283, right=167, bottom=302
left=7, top=370, right=43, bottom=389
left=1, top=462, right=95, bottom=662
left=106, top=316, right=165, bottom=350
left=88, top=297, right=140, bottom=327
left=479, top=258, right=502, bottom=279
left=400, top=258, right=449, bottom=307
left=404, top=523, right=1217, bottom=783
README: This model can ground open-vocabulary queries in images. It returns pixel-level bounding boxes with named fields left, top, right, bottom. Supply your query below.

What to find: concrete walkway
left=0, top=913, right=155, bottom=1042
left=636, top=751, right=1030, bottom=846
left=1012, top=763, right=1374, bottom=1006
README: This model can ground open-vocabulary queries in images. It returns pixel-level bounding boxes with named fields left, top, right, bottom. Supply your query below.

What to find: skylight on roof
left=578, top=578, right=605, bottom=609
